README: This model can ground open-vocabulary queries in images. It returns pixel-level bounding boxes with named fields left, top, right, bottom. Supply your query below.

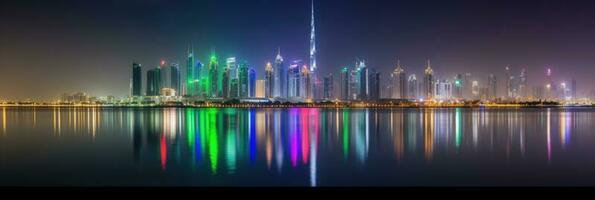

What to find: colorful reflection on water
left=1, top=107, right=595, bottom=186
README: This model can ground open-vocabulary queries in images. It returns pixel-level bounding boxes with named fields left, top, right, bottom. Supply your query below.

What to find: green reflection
left=456, top=108, right=462, bottom=148
left=207, top=108, right=219, bottom=174
left=343, top=109, right=349, bottom=160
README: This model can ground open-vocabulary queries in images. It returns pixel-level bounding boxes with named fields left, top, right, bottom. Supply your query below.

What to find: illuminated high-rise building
left=186, top=45, right=197, bottom=96
left=309, top=0, right=318, bottom=99
left=423, top=60, right=434, bottom=100
left=349, top=66, right=360, bottom=100
left=369, top=69, right=380, bottom=101
left=471, top=80, right=480, bottom=99
left=226, top=57, right=237, bottom=98
left=488, top=74, right=497, bottom=99
left=453, top=74, right=463, bottom=99
left=255, top=79, right=265, bottom=98
left=230, top=78, right=239, bottom=99
left=274, top=49, right=286, bottom=98
left=408, top=74, right=418, bottom=99
left=340, top=67, right=350, bottom=101
left=208, top=53, right=219, bottom=98
left=265, top=62, right=274, bottom=98
left=249, top=68, right=256, bottom=97
left=195, top=61, right=205, bottom=97
left=288, top=60, right=303, bottom=98
left=323, top=73, right=334, bottom=100
left=226, top=57, right=238, bottom=80
left=146, top=67, right=162, bottom=96
left=238, top=62, right=249, bottom=98
left=357, top=60, right=368, bottom=100
left=131, top=62, right=142, bottom=96
left=434, top=79, right=452, bottom=100
left=170, top=63, right=181, bottom=94
left=391, top=60, right=407, bottom=99
left=301, top=65, right=311, bottom=99
left=222, top=67, right=230, bottom=99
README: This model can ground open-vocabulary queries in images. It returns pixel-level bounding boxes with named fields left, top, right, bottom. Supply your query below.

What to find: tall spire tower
left=310, top=0, right=316, bottom=73
left=309, top=0, right=319, bottom=100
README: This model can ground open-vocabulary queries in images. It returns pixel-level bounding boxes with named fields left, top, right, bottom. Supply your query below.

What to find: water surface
left=0, top=107, right=594, bottom=186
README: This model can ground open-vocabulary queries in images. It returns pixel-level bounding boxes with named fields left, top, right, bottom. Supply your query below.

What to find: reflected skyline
left=0, top=107, right=595, bottom=186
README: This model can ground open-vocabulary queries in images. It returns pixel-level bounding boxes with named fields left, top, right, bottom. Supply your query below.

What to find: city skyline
left=2, top=0, right=595, bottom=100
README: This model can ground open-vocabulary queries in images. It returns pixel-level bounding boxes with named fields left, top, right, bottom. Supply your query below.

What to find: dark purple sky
left=1, top=0, right=595, bottom=100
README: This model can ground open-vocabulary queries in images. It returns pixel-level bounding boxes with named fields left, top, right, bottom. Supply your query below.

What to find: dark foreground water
left=0, top=107, right=594, bottom=186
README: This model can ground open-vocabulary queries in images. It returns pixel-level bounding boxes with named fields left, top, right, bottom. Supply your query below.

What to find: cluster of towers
left=131, top=61, right=181, bottom=97
left=130, top=0, right=322, bottom=102
left=128, top=0, right=580, bottom=103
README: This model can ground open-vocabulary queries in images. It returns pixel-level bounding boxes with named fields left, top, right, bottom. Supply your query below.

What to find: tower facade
left=131, top=62, right=142, bottom=96
left=309, top=0, right=318, bottom=99
left=391, top=60, right=407, bottom=99
left=340, top=67, right=350, bottom=101
left=170, top=63, right=181, bottom=94
left=424, top=60, right=434, bottom=100
left=265, top=62, right=274, bottom=98
left=323, top=73, right=334, bottom=99
left=274, top=50, right=286, bottom=98
left=488, top=74, right=497, bottom=100
left=208, top=53, right=219, bottom=98
left=146, top=67, right=162, bottom=96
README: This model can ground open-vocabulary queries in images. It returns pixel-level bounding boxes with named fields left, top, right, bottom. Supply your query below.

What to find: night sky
left=2, top=0, right=595, bottom=100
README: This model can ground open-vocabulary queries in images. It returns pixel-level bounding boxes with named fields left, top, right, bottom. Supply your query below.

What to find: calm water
left=0, top=107, right=595, bottom=186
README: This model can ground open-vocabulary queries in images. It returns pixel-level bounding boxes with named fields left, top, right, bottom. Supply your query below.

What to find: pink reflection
left=160, top=134, right=167, bottom=170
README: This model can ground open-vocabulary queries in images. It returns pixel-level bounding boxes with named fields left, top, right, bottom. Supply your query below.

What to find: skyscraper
left=301, top=65, right=311, bottom=99
left=323, top=73, right=334, bottom=100
left=255, top=79, right=265, bottom=98
left=453, top=74, right=463, bottom=99
left=170, top=63, right=181, bottom=94
left=195, top=61, right=205, bottom=97
left=131, top=62, right=142, bottom=96
left=349, top=65, right=359, bottom=100
left=472, top=80, right=480, bottom=99
left=226, top=57, right=237, bottom=98
left=274, top=50, right=286, bottom=98
left=357, top=60, right=368, bottom=100
left=238, top=62, right=249, bottom=98
left=309, top=0, right=318, bottom=99
left=488, top=74, right=497, bottom=100
left=265, top=62, right=274, bottom=98
left=424, top=60, right=434, bottom=100
left=288, top=60, right=302, bottom=98
left=186, top=46, right=196, bottom=96
left=230, top=78, right=239, bottom=99
left=391, top=60, right=407, bottom=99
left=227, top=57, right=238, bottom=80
left=146, top=67, right=162, bottom=96
left=208, top=53, right=219, bottom=98
left=249, top=68, right=256, bottom=97
left=340, top=67, right=350, bottom=101
left=435, top=79, right=452, bottom=100
left=369, top=69, right=380, bottom=101
left=408, top=74, right=418, bottom=99
left=222, top=67, right=230, bottom=99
